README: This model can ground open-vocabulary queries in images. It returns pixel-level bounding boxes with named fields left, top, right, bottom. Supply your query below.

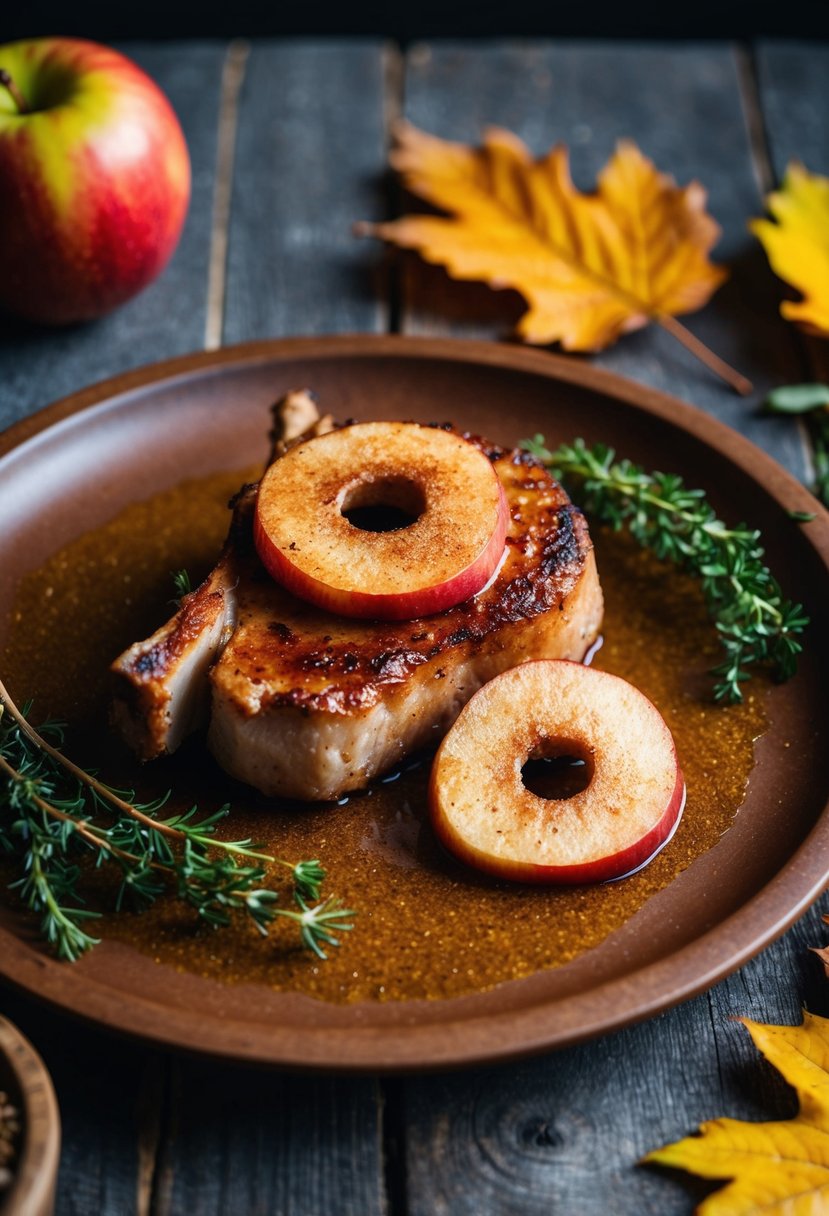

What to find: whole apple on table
left=0, top=37, right=190, bottom=324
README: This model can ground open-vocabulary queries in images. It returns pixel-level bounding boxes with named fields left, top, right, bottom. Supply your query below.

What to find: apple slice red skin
left=430, top=764, right=685, bottom=886
left=254, top=422, right=511, bottom=621
left=429, top=659, right=685, bottom=885
left=254, top=479, right=508, bottom=621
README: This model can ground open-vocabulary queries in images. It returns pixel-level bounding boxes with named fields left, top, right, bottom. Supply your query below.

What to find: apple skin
left=253, top=421, right=511, bottom=621
left=430, top=763, right=685, bottom=885
left=429, top=660, right=686, bottom=885
left=0, top=38, right=190, bottom=324
left=254, top=479, right=509, bottom=621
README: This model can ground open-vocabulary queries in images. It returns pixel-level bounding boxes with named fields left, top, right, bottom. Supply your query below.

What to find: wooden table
left=1, top=38, right=828, bottom=1215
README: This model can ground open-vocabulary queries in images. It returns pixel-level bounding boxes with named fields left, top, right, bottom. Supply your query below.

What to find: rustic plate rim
left=1, top=333, right=828, bottom=1073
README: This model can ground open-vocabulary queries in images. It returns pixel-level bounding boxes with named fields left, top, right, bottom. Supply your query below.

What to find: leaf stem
left=656, top=315, right=753, bottom=397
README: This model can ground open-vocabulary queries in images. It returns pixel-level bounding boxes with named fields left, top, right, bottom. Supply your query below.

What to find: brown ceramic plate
left=1, top=336, right=828, bottom=1072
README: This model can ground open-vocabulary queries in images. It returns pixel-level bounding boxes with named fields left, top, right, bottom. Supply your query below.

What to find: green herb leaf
left=170, top=568, right=193, bottom=604
left=765, top=384, right=829, bottom=414
left=0, top=683, right=354, bottom=963
left=522, top=436, right=808, bottom=703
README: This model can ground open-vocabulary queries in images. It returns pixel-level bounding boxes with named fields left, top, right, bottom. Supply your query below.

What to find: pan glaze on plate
left=0, top=335, right=828, bottom=1071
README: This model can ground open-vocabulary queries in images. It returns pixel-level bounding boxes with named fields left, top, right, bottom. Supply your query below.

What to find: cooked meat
left=112, top=396, right=604, bottom=801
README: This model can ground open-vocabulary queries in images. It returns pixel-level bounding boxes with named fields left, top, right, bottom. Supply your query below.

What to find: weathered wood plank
left=152, top=1061, right=385, bottom=1216
left=755, top=41, right=829, bottom=382
left=399, top=40, right=810, bottom=480
left=755, top=42, right=829, bottom=180
left=403, top=1003, right=740, bottom=1216
left=0, top=43, right=225, bottom=430
left=404, top=910, right=829, bottom=1216
left=397, top=41, right=826, bottom=1216
left=0, top=986, right=159, bottom=1216
left=221, top=40, right=391, bottom=344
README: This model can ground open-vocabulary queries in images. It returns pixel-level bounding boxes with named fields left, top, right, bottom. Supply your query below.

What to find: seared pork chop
left=112, top=396, right=603, bottom=801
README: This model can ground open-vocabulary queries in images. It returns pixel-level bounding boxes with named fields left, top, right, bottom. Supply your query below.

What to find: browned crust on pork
left=117, top=580, right=231, bottom=685
left=211, top=436, right=594, bottom=716
left=110, top=551, right=238, bottom=758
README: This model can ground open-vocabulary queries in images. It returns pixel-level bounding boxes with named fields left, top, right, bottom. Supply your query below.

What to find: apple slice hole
left=521, top=737, right=594, bottom=800
left=521, top=755, right=593, bottom=801
left=340, top=476, right=426, bottom=534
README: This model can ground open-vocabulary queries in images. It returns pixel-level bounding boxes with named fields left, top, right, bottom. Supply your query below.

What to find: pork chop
left=112, top=395, right=604, bottom=801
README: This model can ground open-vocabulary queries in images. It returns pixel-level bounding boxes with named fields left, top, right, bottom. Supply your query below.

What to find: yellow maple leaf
left=644, top=1011, right=829, bottom=1214
left=751, top=163, right=829, bottom=338
left=362, top=121, right=728, bottom=353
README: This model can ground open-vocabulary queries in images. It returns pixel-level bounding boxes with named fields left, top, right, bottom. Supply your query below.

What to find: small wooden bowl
left=0, top=1016, right=60, bottom=1216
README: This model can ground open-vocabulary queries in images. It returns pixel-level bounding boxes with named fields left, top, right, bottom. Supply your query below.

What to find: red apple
left=254, top=421, right=509, bottom=620
left=0, top=38, right=190, bottom=324
left=430, top=660, right=685, bottom=884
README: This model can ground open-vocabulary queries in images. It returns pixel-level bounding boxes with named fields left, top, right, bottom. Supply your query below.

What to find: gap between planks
left=135, top=1055, right=173, bottom=1216
left=381, top=1077, right=410, bottom=1216
left=382, top=42, right=405, bottom=335
left=204, top=41, right=250, bottom=352
left=735, top=42, right=817, bottom=484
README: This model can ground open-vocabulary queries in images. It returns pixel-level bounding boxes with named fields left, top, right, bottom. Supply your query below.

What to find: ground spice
left=0, top=468, right=767, bottom=1003
left=0, top=1089, right=20, bottom=1194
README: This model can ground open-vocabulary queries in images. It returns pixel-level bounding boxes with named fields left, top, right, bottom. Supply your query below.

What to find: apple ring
left=430, top=660, right=685, bottom=884
left=254, top=421, right=509, bottom=620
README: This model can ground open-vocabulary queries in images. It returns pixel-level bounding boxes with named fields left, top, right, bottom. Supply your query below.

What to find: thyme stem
left=0, top=683, right=354, bottom=961
left=522, top=436, right=808, bottom=702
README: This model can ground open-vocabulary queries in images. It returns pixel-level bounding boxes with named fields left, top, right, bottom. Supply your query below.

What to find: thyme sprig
left=522, top=436, right=809, bottom=702
left=0, top=679, right=353, bottom=962
left=170, top=568, right=192, bottom=604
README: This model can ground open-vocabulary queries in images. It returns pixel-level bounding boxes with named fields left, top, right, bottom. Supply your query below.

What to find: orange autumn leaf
left=364, top=121, right=728, bottom=352
left=751, top=163, right=829, bottom=338
left=812, top=914, right=829, bottom=980
left=644, top=1012, right=829, bottom=1214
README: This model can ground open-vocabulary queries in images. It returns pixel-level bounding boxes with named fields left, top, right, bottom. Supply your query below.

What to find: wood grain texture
left=399, top=40, right=810, bottom=480
left=152, top=1061, right=385, bottom=1216
left=0, top=987, right=155, bottom=1216
left=221, top=40, right=391, bottom=345
left=0, top=43, right=225, bottom=430
left=755, top=42, right=829, bottom=180
left=755, top=41, right=829, bottom=383
left=403, top=1003, right=731, bottom=1216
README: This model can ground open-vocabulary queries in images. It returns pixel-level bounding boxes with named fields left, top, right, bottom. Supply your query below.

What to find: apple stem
left=0, top=69, right=29, bottom=115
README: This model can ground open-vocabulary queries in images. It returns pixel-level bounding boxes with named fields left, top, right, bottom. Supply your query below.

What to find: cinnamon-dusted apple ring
left=430, top=660, right=685, bottom=884
left=254, top=421, right=508, bottom=620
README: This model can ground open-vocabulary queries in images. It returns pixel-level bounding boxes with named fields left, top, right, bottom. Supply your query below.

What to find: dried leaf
left=751, top=163, right=829, bottom=338
left=812, top=946, right=829, bottom=980
left=364, top=121, right=728, bottom=352
left=812, top=915, right=829, bottom=980
left=644, top=1011, right=829, bottom=1214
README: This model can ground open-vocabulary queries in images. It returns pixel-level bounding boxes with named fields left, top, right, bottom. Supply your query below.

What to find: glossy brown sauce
left=1, top=469, right=767, bottom=1003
